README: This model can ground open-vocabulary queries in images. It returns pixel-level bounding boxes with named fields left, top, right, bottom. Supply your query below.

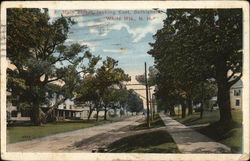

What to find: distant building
left=6, top=92, right=92, bottom=122
left=230, top=79, right=243, bottom=110
left=6, top=91, right=31, bottom=122
left=208, top=78, right=243, bottom=111
left=210, top=96, right=219, bottom=110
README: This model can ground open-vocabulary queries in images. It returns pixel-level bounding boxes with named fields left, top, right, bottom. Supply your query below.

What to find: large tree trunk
left=217, top=82, right=232, bottom=122
left=216, top=56, right=232, bottom=122
left=30, top=98, right=46, bottom=125
left=32, top=107, right=45, bottom=126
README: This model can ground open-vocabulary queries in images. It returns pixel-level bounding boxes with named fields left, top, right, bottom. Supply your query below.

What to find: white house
left=230, top=79, right=243, bottom=110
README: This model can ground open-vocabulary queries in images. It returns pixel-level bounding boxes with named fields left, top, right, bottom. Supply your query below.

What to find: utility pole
left=145, top=62, right=150, bottom=128
left=148, top=88, right=153, bottom=121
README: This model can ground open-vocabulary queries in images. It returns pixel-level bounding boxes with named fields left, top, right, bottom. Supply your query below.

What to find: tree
left=135, top=66, right=158, bottom=87
left=74, top=74, right=99, bottom=120
left=95, top=57, right=131, bottom=120
left=7, top=8, right=97, bottom=125
left=148, top=9, right=242, bottom=122
left=126, top=90, right=144, bottom=114
left=74, top=57, right=131, bottom=120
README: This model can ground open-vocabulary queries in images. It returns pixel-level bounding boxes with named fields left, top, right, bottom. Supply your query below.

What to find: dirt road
left=7, top=116, right=148, bottom=152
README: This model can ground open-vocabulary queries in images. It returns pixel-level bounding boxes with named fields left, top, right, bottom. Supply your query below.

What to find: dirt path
left=7, top=115, right=156, bottom=152
left=159, top=113, right=231, bottom=153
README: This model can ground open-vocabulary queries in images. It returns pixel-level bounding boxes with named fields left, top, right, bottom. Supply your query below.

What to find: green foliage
left=133, top=114, right=165, bottom=130
left=135, top=66, right=158, bottom=86
left=148, top=9, right=242, bottom=120
left=126, top=89, right=144, bottom=113
left=7, top=8, right=101, bottom=125
left=74, top=57, right=131, bottom=114
left=95, top=57, right=131, bottom=90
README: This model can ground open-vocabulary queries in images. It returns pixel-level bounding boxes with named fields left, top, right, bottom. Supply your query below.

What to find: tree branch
left=42, top=76, right=63, bottom=85
left=228, top=72, right=242, bottom=88
left=227, top=70, right=236, bottom=81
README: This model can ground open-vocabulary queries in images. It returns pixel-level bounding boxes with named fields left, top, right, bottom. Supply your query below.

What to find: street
left=7, top=115, right=150, bottom=152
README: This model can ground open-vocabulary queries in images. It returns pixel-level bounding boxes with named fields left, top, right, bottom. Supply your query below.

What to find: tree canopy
left=148, top=9, right=242, bottom=121
left=7, top=8, right=104, bottom=125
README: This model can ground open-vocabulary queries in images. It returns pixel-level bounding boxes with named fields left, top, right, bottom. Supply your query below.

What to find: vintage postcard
left=1, top=1, right=249, bottom=161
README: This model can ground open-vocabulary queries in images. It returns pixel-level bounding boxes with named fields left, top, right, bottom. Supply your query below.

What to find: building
left=230, top=79, right=243, bottom=110
left=6, top=93, right=91, bottom=122
left=208, top=79, right=243, bottom=111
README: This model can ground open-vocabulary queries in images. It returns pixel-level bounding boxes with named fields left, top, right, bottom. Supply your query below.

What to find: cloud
left=68, top=10, right=166, bottom=44
left=95, top=13, right=166, bottom=43
left=49, top=9, right=166, bottom=43
left=103, top=48, right=128, bottom=53
left=132, top=14, right=166, bottom=42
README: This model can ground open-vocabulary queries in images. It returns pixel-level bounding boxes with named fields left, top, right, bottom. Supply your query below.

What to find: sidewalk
left=159, top=113, right=231, bottom=153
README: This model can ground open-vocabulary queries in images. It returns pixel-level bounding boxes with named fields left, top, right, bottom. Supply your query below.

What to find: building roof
left=56, top=108, right=84, bottom=112
left=231, top=79, right=243, bottom=89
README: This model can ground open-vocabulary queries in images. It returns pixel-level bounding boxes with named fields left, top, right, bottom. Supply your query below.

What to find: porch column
left=63, top=111, right=65, bottom=119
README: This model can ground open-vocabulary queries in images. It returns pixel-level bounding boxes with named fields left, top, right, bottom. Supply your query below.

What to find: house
left=6, top=91, right=31, bottom=122
left=6, top=91, right=90, bottom=122
left=6, top=58, right=91, bottom=122
left=210, top=96, right=219, bottom=110
left=230, top=79, right=243, bottom=110
left=208, top=79, right=243, bottom=111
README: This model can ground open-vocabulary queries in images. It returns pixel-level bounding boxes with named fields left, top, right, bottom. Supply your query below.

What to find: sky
left=48, top=9, right=166, bottom=83
left=48, top=9, right=166, bottom=107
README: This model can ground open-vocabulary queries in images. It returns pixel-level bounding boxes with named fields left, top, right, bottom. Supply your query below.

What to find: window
left=234, top=89, right=241, bottom=96
left=21, top=110, right=30, bottom=117
left=235, top=99, right=240, bottom=106
left=11, top=111, right=18, bottom=117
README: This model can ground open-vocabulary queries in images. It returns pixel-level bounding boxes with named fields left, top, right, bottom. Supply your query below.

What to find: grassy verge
left=7, top=115, right=131, bottom=144
left=108, top=113, right=179, bottom=153
left=172, top=111, right=220, bottom=125
left=108, top=130, right=180, bottom=153
left=133, top=114, right=165, bottom=130
left=172, top=110, right=242, bottom=153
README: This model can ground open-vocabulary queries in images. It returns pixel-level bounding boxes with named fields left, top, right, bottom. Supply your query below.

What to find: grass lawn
left=172, top=110, right=220, bottom=126
left=108, top=130, right=180, bottom=153
left=108, top=113, right=180, bottom=153
left=133, top=114, right=165, bottom=130
left=172, top=110, right=242, bottom=153
left=7, top=115, right=131, bottom=144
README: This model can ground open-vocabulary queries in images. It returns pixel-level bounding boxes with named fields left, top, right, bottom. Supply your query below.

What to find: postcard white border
left=1, top=1, right=249, bottom=161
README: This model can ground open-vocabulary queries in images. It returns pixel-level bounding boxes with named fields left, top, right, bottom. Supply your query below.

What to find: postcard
left=1, top=1, right=249, bottom=161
